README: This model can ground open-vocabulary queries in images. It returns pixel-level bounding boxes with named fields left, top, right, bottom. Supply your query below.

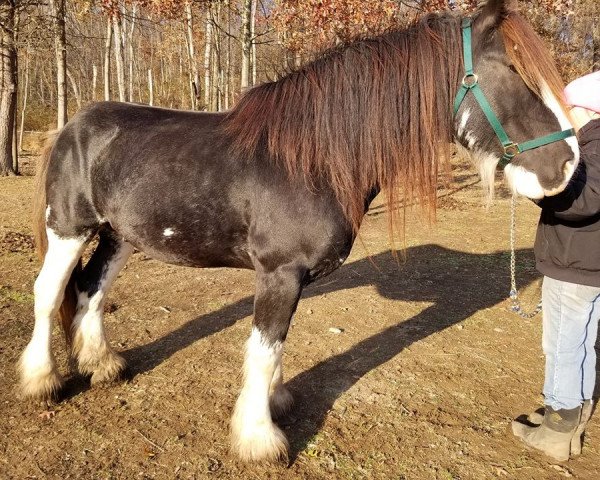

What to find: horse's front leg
left=231, top=264, right=303, bottom=462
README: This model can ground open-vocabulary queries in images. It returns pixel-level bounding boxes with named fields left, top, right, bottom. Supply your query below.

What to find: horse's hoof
left=75, top=341, right=127, bottom=385
left=89, top=352, right=128, bottom=385
left=18, top=346, right=64, bottom=401
left=19, top=365, right=64, bottom=401
left=231, top=419, right=289, bottom=462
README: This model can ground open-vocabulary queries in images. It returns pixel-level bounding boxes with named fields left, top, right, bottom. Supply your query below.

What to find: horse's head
left=454, top=0, right=579, bottom=200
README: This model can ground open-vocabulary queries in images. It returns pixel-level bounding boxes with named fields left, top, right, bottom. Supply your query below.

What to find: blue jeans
left=542, top=276, right=600, bottom=410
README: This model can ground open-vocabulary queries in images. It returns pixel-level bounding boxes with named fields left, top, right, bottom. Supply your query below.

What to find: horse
left=20, top=0, right=579, bottom=462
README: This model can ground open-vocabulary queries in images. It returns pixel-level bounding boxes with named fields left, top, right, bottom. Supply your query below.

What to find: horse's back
left=45, top=102, right=353, bottom=275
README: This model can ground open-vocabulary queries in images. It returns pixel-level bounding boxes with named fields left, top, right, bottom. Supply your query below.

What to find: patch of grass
left=0, top=286, right=34, bottom=305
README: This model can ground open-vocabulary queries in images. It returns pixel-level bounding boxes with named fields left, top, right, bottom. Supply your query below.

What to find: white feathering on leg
left=231, top=328, right=289, bottom=462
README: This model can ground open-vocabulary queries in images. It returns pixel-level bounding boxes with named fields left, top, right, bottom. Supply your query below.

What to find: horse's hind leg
left=231, top=264, right=303, bottom=462
left=19, top=229, right=89, bottom=400
left=72, top=230, right=133, bottom=384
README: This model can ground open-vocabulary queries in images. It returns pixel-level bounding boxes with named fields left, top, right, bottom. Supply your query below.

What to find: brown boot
left=512, top=405, right=582, bottom=461
left=570, top=400, right=594, bottom=457
left=526, top=400, right=593, bottom=457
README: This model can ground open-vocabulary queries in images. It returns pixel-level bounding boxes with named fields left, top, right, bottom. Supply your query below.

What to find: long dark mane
left=224, top=11, right=464, bottom=237
left=223, top=8, right=567, bottom=238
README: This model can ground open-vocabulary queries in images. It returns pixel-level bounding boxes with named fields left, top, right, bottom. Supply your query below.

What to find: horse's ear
left=474, top=0, right=517, bottom=33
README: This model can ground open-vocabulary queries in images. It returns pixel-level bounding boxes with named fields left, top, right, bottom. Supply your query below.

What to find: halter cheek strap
left=453, top=18, right=575, bottom=168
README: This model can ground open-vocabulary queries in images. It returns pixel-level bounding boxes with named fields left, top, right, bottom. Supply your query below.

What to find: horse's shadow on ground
left=111, top=244, right=552, bottom=460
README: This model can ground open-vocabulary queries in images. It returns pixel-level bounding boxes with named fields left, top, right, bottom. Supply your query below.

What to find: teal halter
left=453, top=18, right=575, bottom=168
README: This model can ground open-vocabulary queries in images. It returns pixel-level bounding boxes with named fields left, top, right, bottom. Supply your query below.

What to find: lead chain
left=509, top=195, right=542, bottom=318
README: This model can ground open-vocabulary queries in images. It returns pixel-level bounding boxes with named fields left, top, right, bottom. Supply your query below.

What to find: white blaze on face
left=540, top=83, right=579, bottom=163
left=163, top=228, right=175, bottom=237
left=505, top=84, right=579, bottom=199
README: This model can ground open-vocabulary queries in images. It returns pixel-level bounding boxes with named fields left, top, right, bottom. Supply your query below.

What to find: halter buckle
left=462, top=73, right=478, bottom=88
left=503, top=143, right=520, bottom=158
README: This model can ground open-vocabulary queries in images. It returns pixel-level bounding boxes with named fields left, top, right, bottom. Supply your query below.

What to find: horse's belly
left=108, top=209, right=253, bottom=269
left=127, top=234, right=253, bottom=269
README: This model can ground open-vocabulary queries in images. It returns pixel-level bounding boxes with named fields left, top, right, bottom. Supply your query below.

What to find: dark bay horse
left=20, top=0, right=578, bottom=462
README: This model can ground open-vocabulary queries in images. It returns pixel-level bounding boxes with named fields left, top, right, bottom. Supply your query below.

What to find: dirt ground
left=0, top=154, right=598, bottom=480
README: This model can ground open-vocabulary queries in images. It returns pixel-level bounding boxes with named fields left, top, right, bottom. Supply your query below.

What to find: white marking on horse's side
left=231, top=327, right=289, bottom=461
left=19, top=228, right=88, bottom=398
left=163, top=228, right=175, bottom=237
left=457, top=108, right=471, bottom=137
left=72, top=241, right=133, bottom=383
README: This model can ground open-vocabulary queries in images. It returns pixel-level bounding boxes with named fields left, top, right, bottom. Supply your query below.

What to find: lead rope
left=509, top=195, right=542, bottom=318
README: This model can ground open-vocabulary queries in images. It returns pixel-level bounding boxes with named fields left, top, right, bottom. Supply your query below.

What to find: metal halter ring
left=503, top=143, right=520, bottom=158
left=462, top=73, right=479, bottom=88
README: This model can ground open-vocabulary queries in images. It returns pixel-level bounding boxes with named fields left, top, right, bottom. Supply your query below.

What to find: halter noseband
left=453, top=18, right=575, bottom=168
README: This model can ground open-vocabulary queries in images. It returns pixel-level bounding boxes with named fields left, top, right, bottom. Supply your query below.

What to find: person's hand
left=570, top=106, right=599, bottom=131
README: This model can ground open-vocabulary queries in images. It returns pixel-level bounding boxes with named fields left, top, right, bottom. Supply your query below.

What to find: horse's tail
left=32, top=130, right=80, bottom=345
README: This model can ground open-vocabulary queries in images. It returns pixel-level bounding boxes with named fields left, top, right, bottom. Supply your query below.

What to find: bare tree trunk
left=251, top=0, right=257, bottom=85
left=210, top=1, right=220, bottom=112
left=12, top=8, right=18, bottom=172
left=92, top=64, right=97, bottom=101
left=147, top=69, right=153, bottom=106
left=51, top=0, right=68, bottom=128
left=594, top=22, right=600, bottom=70
left=19, top=43, right=29, bottom=153
left=160, top=56, right=165, bottom=97
left=203, top=7, right=213, bottom=110
left=127, top=3, right=137, bottom=103
left=185, top=1, right=200, bottom=109
left=112, top=12, right=126, bottom=102
left=135, top=40, right=142, bottom=102
left=225, top=0, right=231, bottom=109
left=104, top=18, right=112, bottom=101
left=240, top=0, right=252, bottom=90
left=0, top=0, right=17, bottom=176
left=66, top=69, right=81, bottom=109
left=281, top=32, right=292, bottom=71
left=213, top=1, right=223, bottom=111
left=39, top=75, right=46, bottom=104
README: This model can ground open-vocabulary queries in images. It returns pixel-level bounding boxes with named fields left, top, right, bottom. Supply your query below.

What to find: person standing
left=512, top=71, right=600, bottom=461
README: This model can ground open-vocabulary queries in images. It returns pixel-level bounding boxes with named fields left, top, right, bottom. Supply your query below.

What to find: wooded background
left=1, top=0, right=598, bottom=175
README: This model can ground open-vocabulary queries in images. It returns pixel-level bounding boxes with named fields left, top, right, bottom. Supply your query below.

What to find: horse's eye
left=509, top=64, right=518, bottom=74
